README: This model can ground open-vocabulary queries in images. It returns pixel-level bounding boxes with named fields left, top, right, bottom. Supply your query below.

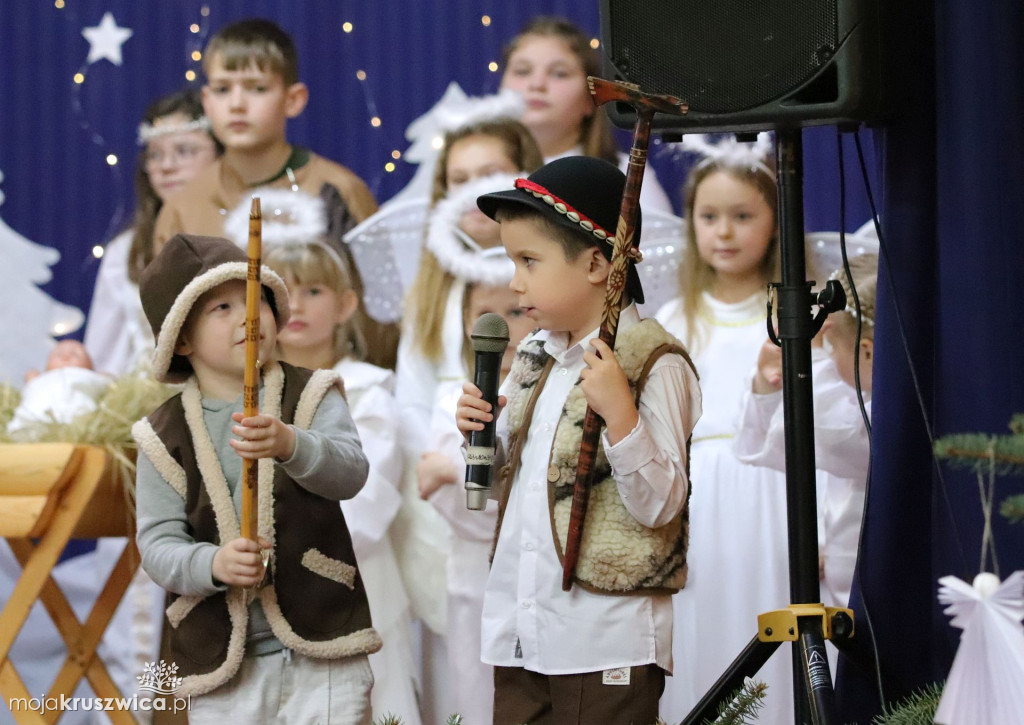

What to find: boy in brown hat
left=457, top=156, right=702, bottom=724
left=131, top=234, right=379, bottom=724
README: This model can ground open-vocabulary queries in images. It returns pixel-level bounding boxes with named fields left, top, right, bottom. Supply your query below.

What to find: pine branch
left=371, top=715, right=402, bottom=725
left=872, top=682, right=942, bottom=725
left=1001, top=493, right=1024, bottom=524
left=700, top=679, right=768, bottom=725
left=934, top=432, right=1024, bottom=476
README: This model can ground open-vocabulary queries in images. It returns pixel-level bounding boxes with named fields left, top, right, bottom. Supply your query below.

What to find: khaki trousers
left=187, top=650, right=373, bottom=725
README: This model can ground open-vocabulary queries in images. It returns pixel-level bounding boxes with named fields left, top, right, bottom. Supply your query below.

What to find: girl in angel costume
left=341, top=89, right=541, bottom=721
left=414, top=241, right=535, bottom=725
left=655, top=133, right=800, bottom=724
left=735, top=247, right=878, bottom=678
left=264, top=238, right=421, bottom=725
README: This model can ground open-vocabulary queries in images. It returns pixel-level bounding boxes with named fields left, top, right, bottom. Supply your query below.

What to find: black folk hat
left=139, top=234, right=291, bottom=383
left=476, top=155, right=644, bottom=303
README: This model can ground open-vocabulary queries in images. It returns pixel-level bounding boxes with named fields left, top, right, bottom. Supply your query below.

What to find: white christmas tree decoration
left=0, top=170, right=85, bottom=387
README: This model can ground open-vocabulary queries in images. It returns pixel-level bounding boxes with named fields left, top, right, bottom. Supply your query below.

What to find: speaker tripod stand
left=681, top=129, right=855, bottom=725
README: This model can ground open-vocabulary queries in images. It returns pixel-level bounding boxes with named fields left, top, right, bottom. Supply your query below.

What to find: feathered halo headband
left=222, top=190, right=352, bottom=286
left=672, top=132, right=775, bottom=179
left=403, top=83, right=525, bottom=167
left=426, top=172, right=520, bottom=286
left=223, top=188, right=328, bottom=252
left=434, top=87, right=525, bottom=135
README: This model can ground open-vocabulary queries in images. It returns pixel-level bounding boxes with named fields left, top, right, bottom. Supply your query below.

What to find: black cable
left=836, top=129, right=885, bottom=710
left=851, top=131, right=968, bottom=576
left=846, top=131, right=974, bottom=716
left=837, top=133, right=872, bottom=436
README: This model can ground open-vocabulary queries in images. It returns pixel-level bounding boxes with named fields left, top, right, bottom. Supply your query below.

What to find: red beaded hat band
left=514, top=178, right=613, bottom=244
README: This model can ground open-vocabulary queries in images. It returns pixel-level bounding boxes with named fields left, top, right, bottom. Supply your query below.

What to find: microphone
left=465, top=312, right=509, bottom=510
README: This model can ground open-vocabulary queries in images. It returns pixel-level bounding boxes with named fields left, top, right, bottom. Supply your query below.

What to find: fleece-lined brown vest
left=133, top=361, right=380, bottom=696
left=496, top=319, right=697, bottom=595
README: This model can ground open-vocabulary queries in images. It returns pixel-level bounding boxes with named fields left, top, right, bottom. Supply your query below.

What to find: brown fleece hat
left=139, top=234, right=291, bottom=383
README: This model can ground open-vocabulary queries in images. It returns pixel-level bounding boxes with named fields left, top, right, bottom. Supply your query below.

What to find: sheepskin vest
left=132, top=361, right=381, bottom=696
left=496, top=319, right=696, bottom=595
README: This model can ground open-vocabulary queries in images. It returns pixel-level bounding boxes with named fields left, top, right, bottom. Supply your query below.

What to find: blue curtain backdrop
left=0, top=0, right=870, bottom=322
left=1, top=1, right=1020, bottom=722
left=836, top=0, right=1024, bottom=722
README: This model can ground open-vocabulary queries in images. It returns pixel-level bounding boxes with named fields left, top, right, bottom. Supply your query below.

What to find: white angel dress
left=83, top=229, right=155, bottom=377
left=935, top=571, right=1024, bottom=725
left=655, top=291, right=794, bottom=725
left=334, top=358, right=422, bottom=725
left=734, top=347, right=871, bottom=677
left=389, top=173, right=519, bottom=637
left=424, top=379, right=498, bottom=725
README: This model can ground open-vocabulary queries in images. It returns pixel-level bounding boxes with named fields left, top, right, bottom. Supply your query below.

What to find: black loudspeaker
left=600, top=0, right=881, bottom=133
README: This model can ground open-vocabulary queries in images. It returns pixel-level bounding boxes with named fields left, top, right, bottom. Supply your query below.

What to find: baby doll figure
left=8, top=340, right=110, bottom=436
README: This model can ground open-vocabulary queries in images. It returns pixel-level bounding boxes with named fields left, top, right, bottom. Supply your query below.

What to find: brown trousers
left=493, top=664, right=665, bottom=725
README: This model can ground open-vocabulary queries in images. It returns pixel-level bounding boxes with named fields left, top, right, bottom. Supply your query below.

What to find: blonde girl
left=265, top=240, right=422, bottom=725
left=390, top=116, right=540, bottom=722
left=396, top=118, right=542, bottom=452
left=654, top=141, right=796, bottom=724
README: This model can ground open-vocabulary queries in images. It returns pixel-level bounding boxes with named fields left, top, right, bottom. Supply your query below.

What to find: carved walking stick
left=241, top=197, right=262, bottom=543
left=561, top=78, right=688, bottom=590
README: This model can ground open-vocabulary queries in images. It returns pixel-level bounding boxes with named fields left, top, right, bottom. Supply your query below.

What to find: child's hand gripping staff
left=561, top=78, right=689, bottom=591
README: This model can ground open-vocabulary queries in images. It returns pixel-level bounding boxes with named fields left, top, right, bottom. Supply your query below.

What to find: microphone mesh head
left=471, top=312, right=510, bottom=353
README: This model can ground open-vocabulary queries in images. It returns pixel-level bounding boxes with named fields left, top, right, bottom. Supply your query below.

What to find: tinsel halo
left=425, top=172, right=520, bottom=286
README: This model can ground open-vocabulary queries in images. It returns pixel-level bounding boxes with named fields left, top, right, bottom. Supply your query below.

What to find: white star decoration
left=81, top=12, right=133, bottom=66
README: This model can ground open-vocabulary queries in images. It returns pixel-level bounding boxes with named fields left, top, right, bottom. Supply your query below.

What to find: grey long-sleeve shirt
left=135, top=386, right=367, bottom=652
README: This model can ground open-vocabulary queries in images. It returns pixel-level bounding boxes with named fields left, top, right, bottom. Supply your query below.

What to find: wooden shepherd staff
left=561, top=78, right=688, bottom=590
left=241, top=196, right=262, bottom=543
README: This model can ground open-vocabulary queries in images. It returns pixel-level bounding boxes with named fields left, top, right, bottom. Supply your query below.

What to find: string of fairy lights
left=343, top=14, right=600, bottom=182
left=58, top=4, right=604, bottom=267
left=60, top=2, right=213, bottom=263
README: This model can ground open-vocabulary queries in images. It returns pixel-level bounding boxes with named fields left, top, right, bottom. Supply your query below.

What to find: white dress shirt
left=480, top=305, right=702, bottom=675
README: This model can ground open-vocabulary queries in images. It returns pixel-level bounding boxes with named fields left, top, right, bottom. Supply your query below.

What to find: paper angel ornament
left=934, top=570, right=1024, bottom=725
